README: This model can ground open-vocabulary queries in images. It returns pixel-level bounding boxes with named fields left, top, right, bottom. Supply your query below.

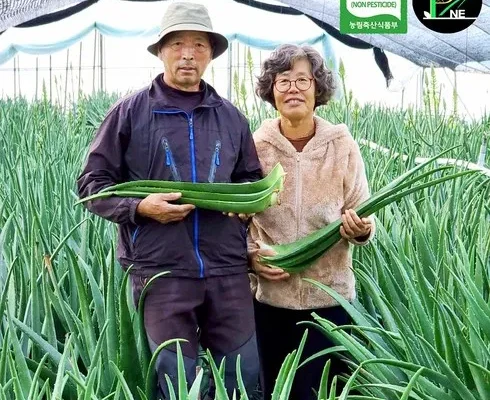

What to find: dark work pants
left=254, top=299, right=350, bottom=400
left=131, top=273, right=259, bottom=399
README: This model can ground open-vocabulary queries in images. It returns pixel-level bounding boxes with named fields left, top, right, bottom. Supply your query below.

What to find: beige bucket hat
left=147, top=2, right=229, bottom=59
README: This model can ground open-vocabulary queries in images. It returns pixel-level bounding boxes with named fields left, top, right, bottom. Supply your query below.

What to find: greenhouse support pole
left=452, top=70, right=458, bottom=116
left=70, top=60, right=75, bottom=102
left=99, top=31, right=104, bottom=92
left=93, top=30, right=97, bottom=93
left=35, top=57, right=39, bottom=101
left=17, top=56, right=21, bottom=97
left=13, top=56, right=16, bottom=98
left=242, top=44, right=246, bottom=90
left=78, top=42, right=83, bottom=95
left=227, top=41, right=232, bottom=101
left=64, top=49, right=70, bottom=111
left=236, top=41, right=240, bottom=101
left=417, top=67, right=424, bottom=112
left=49, top=55, right=53, bottom=101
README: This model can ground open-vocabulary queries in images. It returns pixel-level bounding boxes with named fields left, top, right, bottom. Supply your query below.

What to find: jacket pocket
left=130, top=223, right=148, bottom=258
left=208, top=140, right=221, bottom=183
left=132, top=225, right=142, bottom=248
left=162, top=137, right=181, bottom=181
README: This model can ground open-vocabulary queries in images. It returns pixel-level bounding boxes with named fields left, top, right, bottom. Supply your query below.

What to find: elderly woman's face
left=273, top=58, right=315, bottom=122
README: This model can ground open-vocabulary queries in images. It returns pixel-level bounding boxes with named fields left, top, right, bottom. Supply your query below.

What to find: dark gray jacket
left=77, top=74, right=262, bottom=278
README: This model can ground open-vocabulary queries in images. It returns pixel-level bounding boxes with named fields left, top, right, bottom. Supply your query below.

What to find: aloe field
left=0, top=75, right=489, bottom=400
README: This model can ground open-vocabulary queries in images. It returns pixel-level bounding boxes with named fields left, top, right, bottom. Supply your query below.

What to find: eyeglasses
left=274, top=77, right=314, bottom=93
left=168, top=42, right=210, bottom=53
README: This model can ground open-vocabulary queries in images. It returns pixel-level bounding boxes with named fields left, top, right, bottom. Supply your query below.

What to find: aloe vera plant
left=99, top=162, right=285, bottom=195
left=260, top=149, right=480, bottom=272
left=1, top=80, right=489, bottom=399
left=76, top=163, right=285, bottom=214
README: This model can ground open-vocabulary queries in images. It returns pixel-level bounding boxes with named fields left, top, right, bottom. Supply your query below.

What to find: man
left=77, top=3, right=262, bottom=398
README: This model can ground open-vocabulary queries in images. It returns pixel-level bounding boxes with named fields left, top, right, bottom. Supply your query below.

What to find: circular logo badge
left=413, top=0, right=482, bottom=33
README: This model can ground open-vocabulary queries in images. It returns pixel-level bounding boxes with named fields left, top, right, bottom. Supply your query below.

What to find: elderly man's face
left=273, top=58, right=316, bottom=122
left=159, top=31, right=212, bottom=91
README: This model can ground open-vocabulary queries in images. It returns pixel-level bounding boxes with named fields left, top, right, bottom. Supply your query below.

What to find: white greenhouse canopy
left=0, top=0, right=334, bottom=65
left=0, top=0, right=489, bottom=79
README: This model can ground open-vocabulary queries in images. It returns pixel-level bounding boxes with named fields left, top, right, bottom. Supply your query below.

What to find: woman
left=248, top=44, right=375, bottom=400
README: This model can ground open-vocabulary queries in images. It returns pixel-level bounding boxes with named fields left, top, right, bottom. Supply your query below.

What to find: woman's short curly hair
left=255, top=44, right=336, bottom=109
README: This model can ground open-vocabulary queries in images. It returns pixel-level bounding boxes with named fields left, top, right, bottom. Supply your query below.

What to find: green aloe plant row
left=0, top=75, right=488, bottom=399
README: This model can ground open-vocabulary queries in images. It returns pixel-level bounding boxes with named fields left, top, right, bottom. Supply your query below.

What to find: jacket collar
left=254, top=116, right=350, bottom=157
left=149, top=73, right=223, bottom=111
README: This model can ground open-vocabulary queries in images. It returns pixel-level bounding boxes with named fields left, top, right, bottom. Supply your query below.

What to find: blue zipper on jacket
left=132, top=226, right=140, bottom=243
left=153, top=109, right=205, bottom=278
left=208, top=140, right=221, bottom=183
left=188, top=112, right=205, bottom=278
left=162, top=137, right=181, bottom=181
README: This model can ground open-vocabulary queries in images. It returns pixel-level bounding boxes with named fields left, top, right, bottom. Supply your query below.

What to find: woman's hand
left=340, top=209, right=372, bottom=240
left=251, top=242, right=290, bottom=281
left=223, top=212, right=255, bottom=221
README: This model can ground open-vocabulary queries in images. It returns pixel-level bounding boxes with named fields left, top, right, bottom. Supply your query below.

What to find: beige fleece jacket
left=248, top=116, right=375, bottom=310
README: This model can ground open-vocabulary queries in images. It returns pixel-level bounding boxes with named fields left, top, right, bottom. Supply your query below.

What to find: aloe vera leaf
left=265, top=166, right=471, bottom=262
left=264, top=153, right=466, bottom=260
left=137, top=271, right=170, bottom=383
left=93, top=169, right=284, bottom=205
left=118, top=269, right=144, bottom=396
left=262, top=169, right=477, bottom=269
left=76, top=167, right=285, bottom=209
left=145, top=339, right=184, bottom=399
left=98, top=163, right=284, bottom=195
left=95, top=169, right=285, bottom=204
left=92, top=187, right=281, bottom=214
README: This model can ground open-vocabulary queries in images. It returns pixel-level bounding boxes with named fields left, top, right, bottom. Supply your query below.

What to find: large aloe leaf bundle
left=76, top=163, right=285, bottom=214
left=260, top=148, right=479, bottom=273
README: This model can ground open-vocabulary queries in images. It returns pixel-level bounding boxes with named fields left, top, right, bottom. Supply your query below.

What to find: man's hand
left=340, top=209, right=372, bottom=240
left=251, top=242, right=290, bottom=281
left=136, top=193, right=195, bottom=224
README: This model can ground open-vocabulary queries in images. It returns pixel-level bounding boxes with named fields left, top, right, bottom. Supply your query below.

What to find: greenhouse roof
left=276, top=0, right=490, bottom=72
left=0, top=0, right=489, bottom=74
